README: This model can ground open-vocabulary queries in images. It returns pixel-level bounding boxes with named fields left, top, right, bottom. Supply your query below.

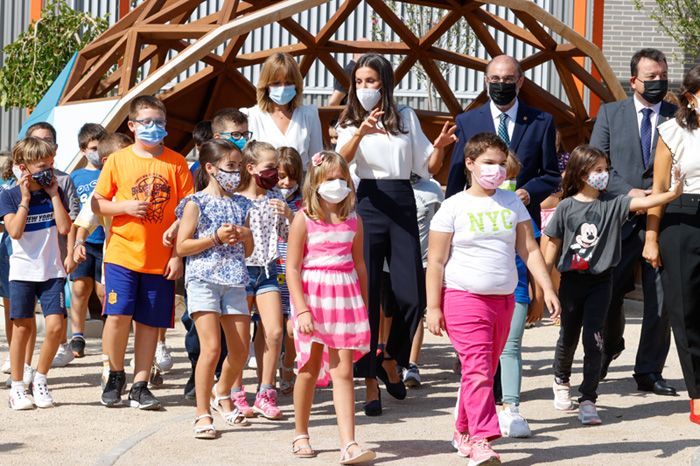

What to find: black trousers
left=659, top=201, right=700, bottom=399
left=354, top=180, right=425, bottom=378
left=554, top=271, right=613, bottom=403
left=604, top=220, right=670, bottom=375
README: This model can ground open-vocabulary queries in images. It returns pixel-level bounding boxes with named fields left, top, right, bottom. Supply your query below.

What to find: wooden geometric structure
left=60, top=0, right=626, bottom=166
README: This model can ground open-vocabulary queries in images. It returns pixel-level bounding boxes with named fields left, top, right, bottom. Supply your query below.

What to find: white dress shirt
left=633, top=94, right=662, bottom=141
left=490, top=99, right=519, bottom=140
left=335, top=106, right=433, bottom=180
left=243, top=105, right=323, bottom=169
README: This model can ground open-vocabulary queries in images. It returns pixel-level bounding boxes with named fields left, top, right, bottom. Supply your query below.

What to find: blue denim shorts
left=245, top=263, right=279, bottom=297
left=10, top=278, right=67, bottom=319
left=186, top=278, right=249, bottom=316
left=71, top=241, right=104, bottom=282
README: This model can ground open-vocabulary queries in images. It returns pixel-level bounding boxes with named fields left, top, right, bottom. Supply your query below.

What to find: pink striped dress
left=292, top=211, right=371, bottom=384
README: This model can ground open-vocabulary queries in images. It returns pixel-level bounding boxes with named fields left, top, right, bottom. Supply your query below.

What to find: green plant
left=633, top=0, right=700, bottom=61
left=0, top=0, right=108, bottom=109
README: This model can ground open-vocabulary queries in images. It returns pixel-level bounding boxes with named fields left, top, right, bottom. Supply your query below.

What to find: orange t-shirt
left=94, top=145, right=194, bottom=274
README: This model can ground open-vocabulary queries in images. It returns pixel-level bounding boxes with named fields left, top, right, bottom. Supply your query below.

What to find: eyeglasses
left=131, top=118, right=167, bottom=127
left=485, top=75, right=519, bottom=84
left=220, top=131, right=253, bottom=140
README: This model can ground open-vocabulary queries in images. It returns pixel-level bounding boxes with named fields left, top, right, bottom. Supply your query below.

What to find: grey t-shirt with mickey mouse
left=544, top=192, right=631, bottom=275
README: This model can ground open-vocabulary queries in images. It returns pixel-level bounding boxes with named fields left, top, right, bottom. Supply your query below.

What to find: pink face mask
left=473, top=163, right=507, bottom=190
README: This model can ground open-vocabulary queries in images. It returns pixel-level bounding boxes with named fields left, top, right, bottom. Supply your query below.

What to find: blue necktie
left=498, top=113, right=510, bottom=145
left=640, top=107, right=653, bottom=169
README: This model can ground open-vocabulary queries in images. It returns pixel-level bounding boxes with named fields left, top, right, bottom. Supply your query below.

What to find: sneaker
left=1, top=356, right=10, bottom=374
left=128, top=381, right=162, bottom=410
left=403, top=363, right=422, bottom=388
left=8, top=386, right=34, bottom=410
left=22, top=364, right=35, bottom=386
left=578, top=400, right=602, bottom=425
left=452, top=430, right=471, bottom=457
left=32, top=379, right=54, bottom=408
left=468, top=438, right=501, bottom=466
left=247, top=344, right=257, bottom=369
left=154, top=342, right=173, bottom=372
left=70, top=335, right=86, bottom=358
left=184, top=372, right=196, bottom=401
left=51, top=343, right=74, bottom=368
left=552, top=380, right=574, bottom=411
left=101, top=370, right=127, bottom=407
left=498, top=405, right=532, bottom=438
left=232, top=388, right=254, bottom=418
left=253, top=388, right=282, bottom=419
left=149, top=365, right=164, bottom=388
left=5, top=376, right=11, bottom=389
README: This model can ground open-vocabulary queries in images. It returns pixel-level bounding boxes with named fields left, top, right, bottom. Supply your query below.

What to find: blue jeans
left=499, top=301, right=528, bottom=405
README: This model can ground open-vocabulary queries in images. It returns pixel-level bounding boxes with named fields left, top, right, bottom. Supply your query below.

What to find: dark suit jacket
left=445, top=100, right=560, bottom=224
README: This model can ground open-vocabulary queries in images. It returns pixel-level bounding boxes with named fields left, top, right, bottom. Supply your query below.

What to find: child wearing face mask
left=426, top=133, right=560, bottom=464
left=232, top=140, right=288, bottom=420
left=543, top=144, right=683, bottom=426
left=275, top=146, right=304, bottom=395
left=286, top=150, right=374, bottom=463
left=175, top=139, right=253, bottom=438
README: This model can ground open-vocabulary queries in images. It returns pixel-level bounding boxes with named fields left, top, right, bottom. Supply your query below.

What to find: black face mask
left=639, top=79, right=668, bottom=105
left=488, top=82, right=518, bottom=106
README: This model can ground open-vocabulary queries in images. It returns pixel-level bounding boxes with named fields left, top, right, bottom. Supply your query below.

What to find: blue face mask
left=135, top=122, right=168, bottom=147
left=227, top=137, right=247, bottom=151
left=30, top=168, right=54, bottom=187
left=268, top=85, right=297, bottom=106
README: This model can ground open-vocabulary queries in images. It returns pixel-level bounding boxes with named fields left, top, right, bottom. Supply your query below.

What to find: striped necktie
left=498, top=113, right=510, bottom=145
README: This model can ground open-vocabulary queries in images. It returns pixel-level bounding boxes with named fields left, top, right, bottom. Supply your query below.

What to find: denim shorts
left=71, top=242, right=104, bottom=282
left=10, top=278, right=67, bottom=319
left=0, top=233, right=11, bottom=298
left=245, top=263, right=280, bottom=297
left=186, top=278, right=249, bottom=316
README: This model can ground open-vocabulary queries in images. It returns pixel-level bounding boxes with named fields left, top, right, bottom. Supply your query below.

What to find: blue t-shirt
left=514, top=220, right=541, bottom=304
left=71, top=168, right=104, bottom=243
left=190, top=160, right=200, bottom=178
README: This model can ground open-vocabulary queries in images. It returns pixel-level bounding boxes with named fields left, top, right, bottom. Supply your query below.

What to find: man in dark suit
left=590, top=48, right=676, bottom=396
left=445, top=55, right=560, bottom=226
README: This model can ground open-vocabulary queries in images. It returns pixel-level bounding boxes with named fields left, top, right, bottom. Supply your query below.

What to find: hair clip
left=311, top=152, right=324, bottom=167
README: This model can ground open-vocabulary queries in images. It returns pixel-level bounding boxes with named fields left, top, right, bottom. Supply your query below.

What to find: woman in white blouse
left=336, top=53, right=456, bottom=416
left=245, top=52, right=323, bottom=168
left=643, top=65, right=700, bottom=425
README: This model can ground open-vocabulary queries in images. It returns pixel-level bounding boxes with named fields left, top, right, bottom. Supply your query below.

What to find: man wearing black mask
left=445, top=55, right=559, bottom=227
left=590, top=48, right=676, bottom=396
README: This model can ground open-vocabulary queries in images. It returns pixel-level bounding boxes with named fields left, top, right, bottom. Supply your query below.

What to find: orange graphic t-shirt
left=94, top=145, right=194, bottom=274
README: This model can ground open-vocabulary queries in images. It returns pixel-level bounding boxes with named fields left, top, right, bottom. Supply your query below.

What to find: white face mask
left=317, top=179, right=351, bottom=204
left=279, top=185, right=298, bottom=199
left=356, top=88, right=381, bottom=112
left=12, top=165, right=22, bottom=180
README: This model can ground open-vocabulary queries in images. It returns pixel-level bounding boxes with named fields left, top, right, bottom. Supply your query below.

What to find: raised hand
left=433, top=121, right=458, bottom=149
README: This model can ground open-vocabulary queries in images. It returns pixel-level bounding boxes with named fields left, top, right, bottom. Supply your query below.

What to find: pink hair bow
left=311, top=152, right=324, bottom=167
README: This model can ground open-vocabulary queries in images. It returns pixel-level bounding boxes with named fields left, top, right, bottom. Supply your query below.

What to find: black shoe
left=101, top=370, right=126, bottom=407
left=70, top=336, right=86, bottom=358
left=600, top=351, right=621, bottom=380
left=363, top=387, right=382, bottom=416
left=634, top=373, right=677, bottom=396
left=377, top=362, right=407, bottom=400
left=184, top=373, right=196, bottom=401
left=128, top=381, right=162, bottom=410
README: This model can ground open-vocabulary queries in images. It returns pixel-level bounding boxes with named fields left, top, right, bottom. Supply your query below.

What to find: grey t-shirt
left=544, top=192, right=631, bottom=274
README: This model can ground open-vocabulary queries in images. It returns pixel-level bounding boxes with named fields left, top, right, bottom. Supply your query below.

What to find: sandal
left=339, top=441, right=376, bottom=464
left=279, top=363, right=296, bottom=396
left=292, top=434, right=317, bottom=458
left=193, top=414, right=217, bottom=439
left=211, top=384, right=249, bottom=426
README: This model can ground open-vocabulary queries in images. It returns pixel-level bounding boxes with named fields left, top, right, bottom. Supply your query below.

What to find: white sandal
left=292, top=434, right=317, bottom=458
left=211, top=384, right=249, bottom=426
left=339, top=441, right=376, bottom=465
left=193, top=414, right=217, bottom=439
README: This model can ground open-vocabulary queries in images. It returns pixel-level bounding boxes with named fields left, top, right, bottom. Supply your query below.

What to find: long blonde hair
left=236, top=140, right=277, bottom=192
left=303, top=151, right=355, bottom=222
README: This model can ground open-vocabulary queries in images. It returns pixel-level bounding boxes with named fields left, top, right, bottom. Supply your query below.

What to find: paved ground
left=0, top=300, right=698, bottom=465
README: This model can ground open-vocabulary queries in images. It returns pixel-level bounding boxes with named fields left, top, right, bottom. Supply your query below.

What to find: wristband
left=214, top=229, right=224, bottom=246
left=73, top=239, right=85, bottom=250
left=18, top=204, right=29, bottom=212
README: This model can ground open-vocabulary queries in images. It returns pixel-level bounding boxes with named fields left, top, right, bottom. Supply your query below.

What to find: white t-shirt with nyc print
left=430, top=189, right=531, bottom=295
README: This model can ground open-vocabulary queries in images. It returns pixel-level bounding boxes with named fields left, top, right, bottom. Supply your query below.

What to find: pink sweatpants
left=443, top=288, right=515, bottom=441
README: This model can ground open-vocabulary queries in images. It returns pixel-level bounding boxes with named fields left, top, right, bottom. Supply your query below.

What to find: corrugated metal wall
left=1, top=0, right=580, bottom=151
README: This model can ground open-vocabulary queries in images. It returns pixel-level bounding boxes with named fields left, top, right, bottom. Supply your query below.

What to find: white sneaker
left=1, top=356, right=10, bottom=374
left=247, top=343, right=257, bottom=369
left=552, top=380, right=574, bottom=411
left=8, top=386, right=34, bottom=410
left=498, top=405, right=532, bottom=438
left=578, top=400, right=602, bottom=425
left=51, top=343, right=74, bottom=368
left=32, top=380, right=54, bottom=408
left=154, top=342, right=173, bottom=372
left=22, top=364, right=35, bottom=386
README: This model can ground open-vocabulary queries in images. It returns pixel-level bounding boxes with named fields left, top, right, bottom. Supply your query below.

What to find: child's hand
left=163, top=256, right=183, bottom=280
left=230, top=225, right=251, bottom=245
left=63, top=255, right=76, bottom=274
left=432, top=121, right=458, bottom=149
left=544, top=289, right=561, bottom=320
left=296, top=310, right=314, bottom=335
left=672, top=165, right=685, bottom=197
left=216, top=224, right=238, bottom=245
left=269, top=199, right=292, bottom=220
left=122, top=200, right=150, bottom=218
left=162, top=221, right=178, bottom=247
left=426, top=307, right=446, bottom=336
left=526, top=303, right=544, bottom=324
left=43, top=177, right=59, bottom=198
left=73, top=243, right=87, bottom=264
left=18, top=174, right=31, bottom=202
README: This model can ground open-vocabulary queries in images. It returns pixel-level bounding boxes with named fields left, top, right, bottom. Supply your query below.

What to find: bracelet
left=213, top=229, right=224, bottom=246
left=18, top=204, right=28, bottom=212
left=73, top=239, right=85, bottom=250
left=296, top=310, right=311, bottom=317
left=209, top=234, right=218, bottom=247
